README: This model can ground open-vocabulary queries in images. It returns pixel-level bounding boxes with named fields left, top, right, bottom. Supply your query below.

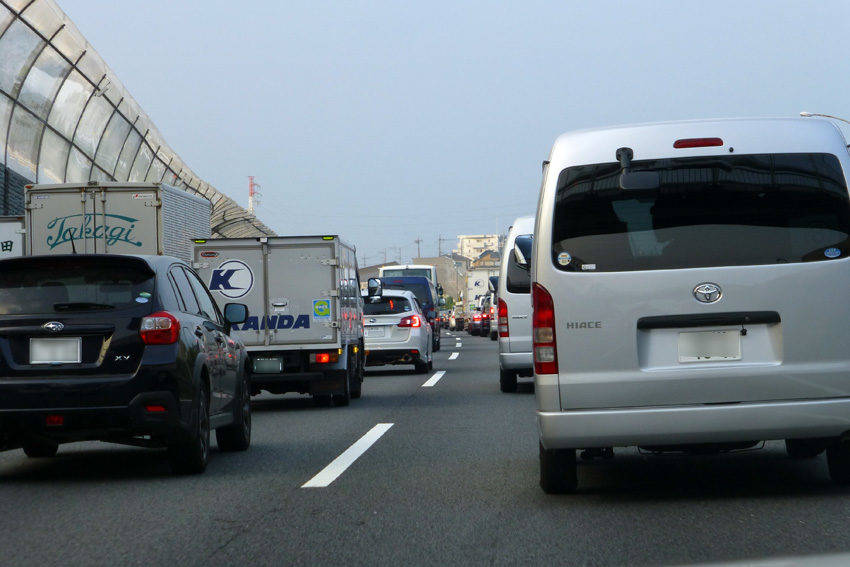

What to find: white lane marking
left=421, top=370, right=446, bottom=388
left=446, top=332, right=453, bottom=336
left=449, top=352, right=459, bottom=360
left=302, top=423, right=394, bottom=488
left=455, top=342, right=462, bottom=348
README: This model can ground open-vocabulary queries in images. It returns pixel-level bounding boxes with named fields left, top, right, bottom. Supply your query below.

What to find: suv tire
left=168, top=381, right=210, bottom=475
left=414, top=359, right=429, bottom=374
left=827, top=440, right=850, bottom=484
left=216, top=371, right=252, bottom=452
left=500, top=368, right=518, bottom=393
left=539, top=442, right=578, bottom=494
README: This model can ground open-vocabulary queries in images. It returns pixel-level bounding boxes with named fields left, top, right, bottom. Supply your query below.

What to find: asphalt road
left=2, top=331, right=850, bottom=566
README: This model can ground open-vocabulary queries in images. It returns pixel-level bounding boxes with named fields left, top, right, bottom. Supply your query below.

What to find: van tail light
left=532, top=283, right=558, bottom=374
left=140, top=311, right=180, bottom=345
left=498, top=298, right=509, bottom=337
left=398, top=315, right=421, bottom=328
left=673, top=137, right=723, bottom=149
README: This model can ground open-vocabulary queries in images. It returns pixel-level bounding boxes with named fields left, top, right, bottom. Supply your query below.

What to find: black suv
left=0, top=254, right=250, bottom=474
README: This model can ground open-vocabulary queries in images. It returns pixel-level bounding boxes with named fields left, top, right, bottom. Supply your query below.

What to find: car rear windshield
left=364, top=297, right=412, bottom=315
left=552, top=153, right=850, bottom=272
left=0, top=257, right=155, bottom=315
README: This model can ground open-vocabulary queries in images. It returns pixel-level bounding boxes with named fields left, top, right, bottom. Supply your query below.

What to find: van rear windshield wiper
left=53, top=302, right=115, bottom=311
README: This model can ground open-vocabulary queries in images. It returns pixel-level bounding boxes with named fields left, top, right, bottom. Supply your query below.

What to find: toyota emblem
left=42, top=321, right=64, bottom=332
left=693, top=283, right=722, bottom=304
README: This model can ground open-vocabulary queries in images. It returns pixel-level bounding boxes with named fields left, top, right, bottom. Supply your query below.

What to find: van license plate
left=30, top=337, right=82, bottom=364
left=678, top=330, right=741, bottom=363
left=365, top=327, right=385, bottom=338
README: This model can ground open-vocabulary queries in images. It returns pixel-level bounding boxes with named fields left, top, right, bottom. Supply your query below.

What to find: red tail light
left=45, top=414, right=63, bottom=427
left=673, top=137, right=723, bottom=149
left=532, top=283, right=558, bottom=374
left=145, top=405, right=167, bottom=413
left=498, top=298, right=509, bottom=337
left=473, top=314, right=482, bottom=321
left=313, top=351, right=339, bottom=363
left=398, top=315, right=422, bottom=328
left=140, top=311, right=180, bottom=345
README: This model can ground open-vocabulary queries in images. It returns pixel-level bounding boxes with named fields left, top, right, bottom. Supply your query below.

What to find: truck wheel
left=351, top=349, right=363, bottom=399
left=827, top=440, right=850, bottom=484
left=22, top=439, right=59, bottom=458
left=216, top=371, right=252, bottom=452
left=539, top=442, right=578, bottom=494
left=500, top=368, right=518, bottom=393
left=168, top=382, right=210, bottom=475
left=785, top=439, right=825, bottom=459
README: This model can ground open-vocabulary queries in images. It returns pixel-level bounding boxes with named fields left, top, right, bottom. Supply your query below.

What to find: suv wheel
left=414, top=358, right=429, bottom=374
left=539, top=442, right=578, bottom=494
left=216, top=371, right=252, bottom=452
left=168, top=381, right=210, bottom=475
left=827, top=440, right=850, bottom=484
left=500, top=368, right=518, bottom=393
left=22, top=438, right=58, bottom=458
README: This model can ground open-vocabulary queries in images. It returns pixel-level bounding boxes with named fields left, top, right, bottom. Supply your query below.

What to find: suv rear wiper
left=53, top=302, right=115, bottom=311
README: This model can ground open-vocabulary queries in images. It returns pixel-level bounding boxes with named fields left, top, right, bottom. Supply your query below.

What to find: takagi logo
left=209, top=259, right=254, bottom=299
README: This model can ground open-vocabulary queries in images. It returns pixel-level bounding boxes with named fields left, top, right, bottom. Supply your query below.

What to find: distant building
left=358, top=261, right=399, bottom=290
left=454, top=234, right=505, bottom=261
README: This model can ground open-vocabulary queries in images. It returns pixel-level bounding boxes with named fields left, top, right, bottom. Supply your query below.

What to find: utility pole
left=414, top=238, right=422, bottom=259
left=248, top=176, right=261, bottom=214
left=438, top=235, right=453, bottom=257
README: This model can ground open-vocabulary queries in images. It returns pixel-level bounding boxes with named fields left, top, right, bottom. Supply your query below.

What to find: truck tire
left=539, top=443, right=578, bottom=494
left=169, top=382, right=210, bottom=475
left=499, top=368, right=518, bottom=393
left=216, top=371, right=252, bottom=452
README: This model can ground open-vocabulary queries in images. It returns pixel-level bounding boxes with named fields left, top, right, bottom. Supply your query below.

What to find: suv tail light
left=140, top=311, right=180, bottom=345
left=532, top=283, right=558, bottom=374
left=398, top=315, right=422, bottom=328
left=498, top=298, right=509, bottom=337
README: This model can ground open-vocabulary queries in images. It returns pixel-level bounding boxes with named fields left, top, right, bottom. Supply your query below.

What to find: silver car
left=533, top=117, right=850, bottom=493
left=363, top=289, right=434, bottom=374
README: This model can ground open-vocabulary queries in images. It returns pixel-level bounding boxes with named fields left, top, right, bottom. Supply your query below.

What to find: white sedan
left=362, top=289, right=433, bottom=374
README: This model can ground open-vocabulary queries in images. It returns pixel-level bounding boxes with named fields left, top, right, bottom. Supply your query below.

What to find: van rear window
left=551, top=153, right=850, bottom=272
left=0, top=257, right=155, bottom=315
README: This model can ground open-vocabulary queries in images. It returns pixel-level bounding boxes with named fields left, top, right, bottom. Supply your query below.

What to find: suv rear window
left=0, top=257, right=155, bottom=315
left=552, top=153, right=850, bottom=272
left=364, top=297, right=412, bottom=315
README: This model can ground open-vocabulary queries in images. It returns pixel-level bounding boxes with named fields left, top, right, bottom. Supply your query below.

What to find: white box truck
left=0, top=216, right=24, bottom=259
left=192, top=235, right=365, bottom=406
left=25, top=182, right=211, bottom=262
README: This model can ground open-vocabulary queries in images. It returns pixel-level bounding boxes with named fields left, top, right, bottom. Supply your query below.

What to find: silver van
left=497, top=215, right=535, bottom=392
left=533, top=117, right=850, bottom=493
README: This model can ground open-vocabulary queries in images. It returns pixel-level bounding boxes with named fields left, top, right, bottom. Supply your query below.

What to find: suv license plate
left=678, top=330, right=741, bottom=363
left=30, top=337, right=82, bottom=364
left=365, top=327, right=385, bottom=338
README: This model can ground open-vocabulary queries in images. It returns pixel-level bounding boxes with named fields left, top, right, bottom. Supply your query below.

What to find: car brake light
left=673, top=137, right=723, bottom=149
left=532, top=283, right=558, bottom=374
left=498, top=298, right=509, bottom=337
left=398, top=315, right=421, bottom=328
left=140, top=311, right=180, bottom=345
left=45, top=414, right=63, bottom=427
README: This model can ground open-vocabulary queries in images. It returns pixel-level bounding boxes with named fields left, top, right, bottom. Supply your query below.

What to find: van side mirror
left=367, top=278, right=382, bottom=297
left=513, top=242, right=529, bottom=268
left=224, top=303, right=248, bottom=325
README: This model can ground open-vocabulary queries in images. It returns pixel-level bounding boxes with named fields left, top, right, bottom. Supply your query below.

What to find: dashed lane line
left=449, top=352, right=459, bottom=360
left=301, top=423, right=394, bottom=488
left=421, top=370, right=446, bottom=388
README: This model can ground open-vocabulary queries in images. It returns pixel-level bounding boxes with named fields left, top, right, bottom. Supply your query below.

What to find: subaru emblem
left=693, top=283, right=722, bottom=304
left=42, top=321, right=64, bottom=332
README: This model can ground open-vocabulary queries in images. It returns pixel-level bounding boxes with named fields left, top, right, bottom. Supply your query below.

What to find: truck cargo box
left=25, top=182, right=211, bottom=262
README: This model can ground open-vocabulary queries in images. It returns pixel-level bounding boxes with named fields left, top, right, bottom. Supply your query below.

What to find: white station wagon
left=533, top=117, right=850, bottom=493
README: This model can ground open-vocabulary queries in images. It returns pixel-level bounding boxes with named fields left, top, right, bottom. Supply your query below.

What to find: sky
left=59, top=0, right=850, bottom=265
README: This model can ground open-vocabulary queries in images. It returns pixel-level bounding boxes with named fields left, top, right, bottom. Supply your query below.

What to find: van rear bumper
left=538, top=397, right=850, bottom=449
left=499, top=351, right=532, bottom=371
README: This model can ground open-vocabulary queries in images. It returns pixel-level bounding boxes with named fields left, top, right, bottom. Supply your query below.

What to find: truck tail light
left=532, top=283, right=558, bottom=375
left=498, top=298, right=509, bottom=337
left=140, top=311, right=180, bottom=345
left=313, top=352, right=339, bottom=363
left=398, top=315, right=422, bottom=328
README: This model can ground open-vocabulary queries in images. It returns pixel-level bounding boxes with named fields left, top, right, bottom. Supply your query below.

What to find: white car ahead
left=363, top=289, right=433, bottom=374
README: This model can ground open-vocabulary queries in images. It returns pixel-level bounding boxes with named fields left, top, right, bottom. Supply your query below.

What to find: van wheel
left=786, top=439, right=825, bottom=459
left=490, top=331, right=497, bottom=341
left=22, top=439, right=58, bottom=458
left=500, top=368, right=518, bottom=393
left=827, top=440, right=850, bottom=484
left=539, top=442, right=578, bottom=494
left=168, top=382, right=210, bottom=475
left=216, top=371, right=252, bottom=452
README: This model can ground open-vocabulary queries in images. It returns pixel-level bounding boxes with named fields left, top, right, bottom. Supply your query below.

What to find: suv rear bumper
left=538, top=397, right=850, bottom=449
left=500, top=351, right=532, bottom=371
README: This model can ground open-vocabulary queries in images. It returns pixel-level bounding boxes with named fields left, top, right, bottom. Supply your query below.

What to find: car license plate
left=365, top=327, right=385, bottom=338
left=30, top=337, right=82, bottom=364
left=678, top=330, right=741, bottom=363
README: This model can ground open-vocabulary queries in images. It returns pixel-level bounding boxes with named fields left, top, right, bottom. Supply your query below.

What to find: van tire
left=785, top=438, right=825, bottom=459
left=168, top=382, right=210, bottom=475
left=22, top=439, right=59, bottom=458
left=216, top=371, right=252, bottom=452
left=539, top=443, right=577, bottom=494
left=500, top=368, right=518, bottom=393
left=827, top=440, right=850, bottom=484
left=490, top=330, right=497, bottom=341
